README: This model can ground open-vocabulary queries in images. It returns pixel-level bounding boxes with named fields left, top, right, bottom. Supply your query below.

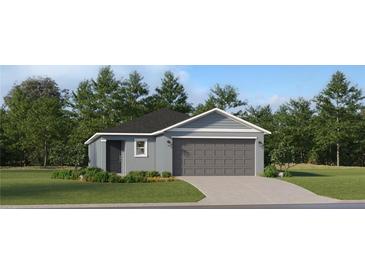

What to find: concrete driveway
left=180, top=176, right=337, bottom=205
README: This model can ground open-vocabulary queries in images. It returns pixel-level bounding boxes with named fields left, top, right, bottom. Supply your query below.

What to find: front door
left=106, top=140, right=123, bottom=173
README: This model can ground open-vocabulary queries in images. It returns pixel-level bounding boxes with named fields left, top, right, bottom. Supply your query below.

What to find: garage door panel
left=184, top=159, right=194, bottom=165
left=184, top=168, right=195, bottom=175
left=173, top=138, right=255, bottom=176
left=245, top=159, right=255, bottom=166
left=205, top=159, right=214, bottom=165
left=244, top=168, right=254, bottom=176
left=205, top=168, right=215, bottom=175
left=215, top=159, right=224, bottom=165
left=224, top=159, right=234, bottom=166
left=195, top=159, right=204, bottom=165
left=235, top=168, right=245, bottom=175
left=235, top=159, right=244, bottom=165
left=195, top=168, right=204, bottom=175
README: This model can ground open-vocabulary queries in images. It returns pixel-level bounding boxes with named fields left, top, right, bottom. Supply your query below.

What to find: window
left=134, top=138, right=148, bottom=157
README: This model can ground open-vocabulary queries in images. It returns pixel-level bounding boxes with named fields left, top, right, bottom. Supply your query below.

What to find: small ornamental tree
left=271, top=141, right=296, bottom=171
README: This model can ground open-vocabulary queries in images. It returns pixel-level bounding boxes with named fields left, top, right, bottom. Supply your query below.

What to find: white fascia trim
left=254, top=139, right=257, bottom=176
left=169, top=128, right=260, bottom=132
left=134, top=138, right=148, bottom=157
left=84, top=132, right=154, bottom=144
left=171, top=136, right=257, bottom=139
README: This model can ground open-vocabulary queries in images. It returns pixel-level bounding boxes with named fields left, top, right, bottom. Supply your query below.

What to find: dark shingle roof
left=101, top=108, right=190, bottom=133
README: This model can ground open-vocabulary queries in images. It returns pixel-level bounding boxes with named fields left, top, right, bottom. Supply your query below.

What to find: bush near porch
left=51, top=168, right=174, bottom=184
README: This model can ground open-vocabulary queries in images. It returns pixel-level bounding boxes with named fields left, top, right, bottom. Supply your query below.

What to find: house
left=85, top=108, right=271, bottom=176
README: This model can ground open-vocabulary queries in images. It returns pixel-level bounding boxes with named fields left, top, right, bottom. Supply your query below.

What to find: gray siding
left=88, top=137, right=106, bottom=170
left=155, top=134, right=172, bottom=173
left=179, top=112, right=250, bottom=129
left=88, top=135, right=156, bottom=174
left=124, top=136, right=156, bottom=173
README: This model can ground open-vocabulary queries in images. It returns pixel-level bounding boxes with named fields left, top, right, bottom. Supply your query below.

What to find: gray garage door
left=173, top=138, right=255, bottom=176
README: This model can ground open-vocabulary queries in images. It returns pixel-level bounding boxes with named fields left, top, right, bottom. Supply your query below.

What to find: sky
left=1, top=65, right=364, bottom=109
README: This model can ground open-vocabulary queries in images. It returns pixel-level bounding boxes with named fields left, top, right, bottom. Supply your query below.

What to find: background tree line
left=1, top=67, right=364, bottom=167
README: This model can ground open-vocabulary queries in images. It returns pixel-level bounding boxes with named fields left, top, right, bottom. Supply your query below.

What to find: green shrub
left=108, top=173, right=125, bottom=183
left=83, top=167, right=105, bottom=182
left=263, top=165, right=278, bottom=177
left=283, top=170, right=292, bottom=177
left=92, top=171, right=110, bottom=183
left=146, top=170, right=160, bottom=177
left=128, top=170, right=147, bottom=177
left=52, top=169, right=73, bottom=179
left=161, top=171, right=172, bottom=178
left=52, top=167, right=126, bottom=183
left=124, top=173, right=147, bottom=183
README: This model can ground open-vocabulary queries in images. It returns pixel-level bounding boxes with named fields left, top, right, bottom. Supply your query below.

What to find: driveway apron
left=179, top=176, right=337, bottom=205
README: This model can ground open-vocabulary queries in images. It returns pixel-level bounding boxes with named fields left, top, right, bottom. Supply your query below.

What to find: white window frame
left=134, top=138, right=148, bottom=157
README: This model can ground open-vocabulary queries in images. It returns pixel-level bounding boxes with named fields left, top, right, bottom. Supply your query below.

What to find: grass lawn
left=282, top=164, right=365, bottom=200
left=0, top=169, right=205, bottom=205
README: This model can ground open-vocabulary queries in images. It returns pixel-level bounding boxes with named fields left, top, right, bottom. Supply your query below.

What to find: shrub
left=108, top=173, right=125, bottom=183
left=263, top=165, right=278, bottom=177
left=124, top=173, right=147, bottom=183
left=52, top=170, right=73, bottom=179
left=93, top=171, right=110, bottom=183
left=161, top=171, right=172, bottom=178
left=128, top=170, right=147, bottom=177
left=146, top=170, right=160, bottom=177
left=283, top=170, right=292, bottom=177
left=83, top=167, right=105, bottom=182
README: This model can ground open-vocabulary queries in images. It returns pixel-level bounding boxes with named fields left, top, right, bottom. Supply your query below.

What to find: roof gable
left=161, top=108, right=271, bottom=134
left=177, top=111, right=251, bottom=129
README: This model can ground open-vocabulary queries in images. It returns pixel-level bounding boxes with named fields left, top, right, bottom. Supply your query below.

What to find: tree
left=194, top=84, right=246, bottom=114
left=0, top=107, right=19, bottom=165
left=146, top=71, right=192, bottom=113
left=275, top=98, right=314, bottom=163
left=92, top=66, right=121, bottom=127
left=240, top=105, right=276, bottom=165
left=271, top=140, right=296, bottom=171
left=117, top=71, right=149, bottom=121
left=314, top=71, right=364, bottom=166
left=3, top=77, right=70, bottom=166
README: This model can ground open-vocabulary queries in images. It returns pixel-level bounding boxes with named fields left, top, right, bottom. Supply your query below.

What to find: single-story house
left=85, top=108, right=271, bottom=176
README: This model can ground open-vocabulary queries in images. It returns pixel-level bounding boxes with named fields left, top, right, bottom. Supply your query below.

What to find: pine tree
left=147, top=71, right=192, bottom=113
left=314, top=71, right=364, bottom=166
left=117, top=71, right=149, bottom=121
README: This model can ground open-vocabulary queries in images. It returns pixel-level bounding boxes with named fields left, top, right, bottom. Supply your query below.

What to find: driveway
left=180, top=176, right=337, bottom=205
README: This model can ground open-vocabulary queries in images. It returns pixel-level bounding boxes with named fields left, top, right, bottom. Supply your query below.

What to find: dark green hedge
left=52, top=168, right=173, bottom=183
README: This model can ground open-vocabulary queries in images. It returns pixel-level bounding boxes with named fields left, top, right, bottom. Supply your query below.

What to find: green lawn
left=282, top=165, right=365, bottom=200
left=0, top=170, right=205, bottom=205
